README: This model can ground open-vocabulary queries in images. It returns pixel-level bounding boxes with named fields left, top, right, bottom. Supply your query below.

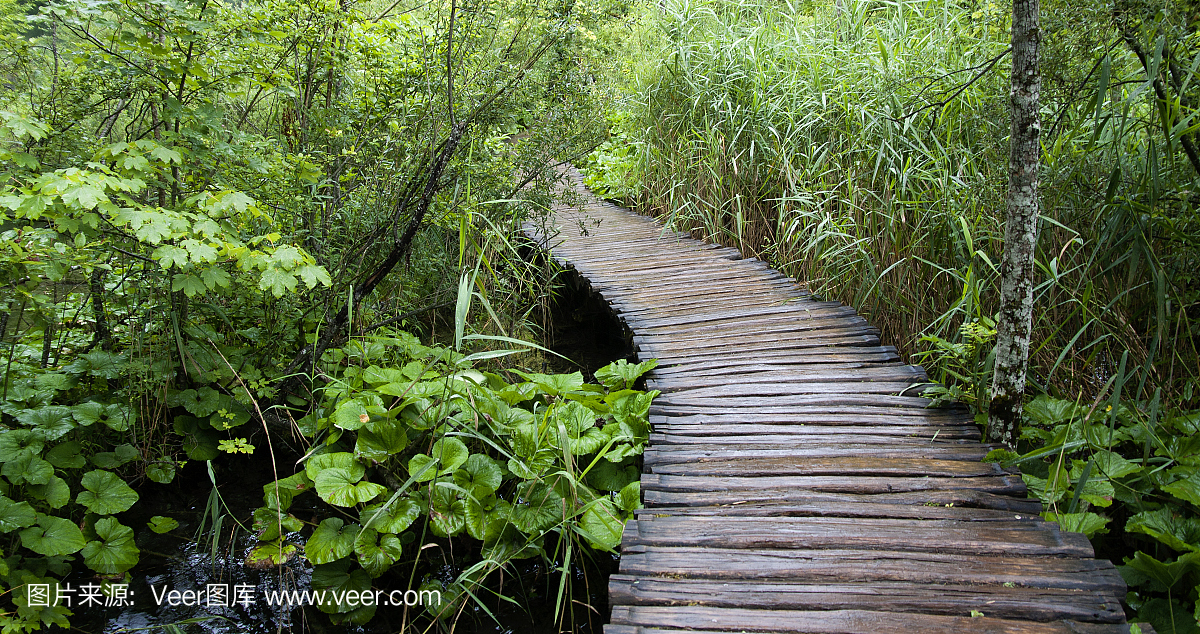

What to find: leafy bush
left=253, top=332, right=655, bottom=625
left=987, top=391, right=1200, bottom=631
left=0, top=344, right=144, bottom=630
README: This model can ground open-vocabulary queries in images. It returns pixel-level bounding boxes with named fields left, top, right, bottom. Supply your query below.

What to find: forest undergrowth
left=0, top=0, right=647, bottom=630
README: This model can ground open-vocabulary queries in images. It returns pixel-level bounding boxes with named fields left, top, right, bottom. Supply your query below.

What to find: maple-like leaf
left=154, top=245, right=189, bottom=268
left=172, top=273, right=207, bottom=297
left=259, top=267, right=297, bottom=297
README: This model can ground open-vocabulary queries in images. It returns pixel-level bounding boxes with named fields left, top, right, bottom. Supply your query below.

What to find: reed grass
left=607, top=0, right=1199, bottom=408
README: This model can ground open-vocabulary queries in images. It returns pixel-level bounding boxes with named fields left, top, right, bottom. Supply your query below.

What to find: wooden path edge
left=523, top=170, right=1150, bottom=634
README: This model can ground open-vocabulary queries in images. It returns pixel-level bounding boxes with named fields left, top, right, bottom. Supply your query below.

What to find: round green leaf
left=246, top=539, right=298, bottom=567
left=101, top=402, right=133, bottom=432
left=146, top=460, right=176, bottom=484
left=431, top=437, right=469, bottom=472
left=81, top=517, right=139, bottom=574
left=44, top=442, right=86, bottom=469
left=618, top=480, right=642, bottom=513
left=429, top=487, right=466, bottom=538
left=586, top=459, right=639, bottom=492
left=355, top=421, right=408, bottom=463
left=465, top=497, right=511, bottom=542
left=77, top=470, right=139, bottom=514
left=554, top=401, right=596, bottom=438
left=578, top=498, right=624, bottom=551
left=15, top=406, right=76, bottom=441
left=333, top=399, right=371, bottom=431
left=0, top=430, right=43, bottom=462
left=71, top=401, right=106, bottom=426
left=1127, top=509, right=1200, bottom=553
left=90, top=443, right=139, bottom=469
left=314, top=468, right=385, bottom=507
left=360, top=499, right=421, bottom=534
left=148, top=516, right=179, bottom=534
left=27, top=475, right=71, bottom=509
left=570, top=427, right=610, bottom=456
left=510, top=482, right=565, bottom=533
left=305, top=518, right=359, bottom=565
left=354, top=528, right=404, bottom=577
left=408, top=438, right=469, bottom=482
left=253, top=507, right=304, bottom=541
left=20, top=515, right=86, bottom=556
left=453, top=454, right=503, bottom=496
left=176, top=387, right=223, bottom=417
left=2, top=452, right=54, bottom=486
left=304, top=452, right=361, bottom=481
left=420, top=579, right=464, bottom=621
left=173, top=415, right=220, bottom=460
left=0, top=495, right=37, bottom=532
left=407, top=454, right=438, bottom=482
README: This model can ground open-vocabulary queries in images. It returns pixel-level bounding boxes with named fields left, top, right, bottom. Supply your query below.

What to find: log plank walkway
left=525, top=172, right=1147, bottom=634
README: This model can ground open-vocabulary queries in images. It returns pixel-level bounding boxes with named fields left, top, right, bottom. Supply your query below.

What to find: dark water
left=73, top=269, right=630, bottom=634
left=72, top=452, right=618, bottom=634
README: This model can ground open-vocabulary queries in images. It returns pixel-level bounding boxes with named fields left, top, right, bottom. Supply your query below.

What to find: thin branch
left=355, top=300, right=456, bottom=336
left=109, top=245, right=156, bottom=263
left=1121, top=28, right=1200, bottom=177
left=893, top=48, right=1011, bottom=123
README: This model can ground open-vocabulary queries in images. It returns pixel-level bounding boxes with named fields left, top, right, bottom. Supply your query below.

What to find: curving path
left=525, top=171, right=1149, bottom=634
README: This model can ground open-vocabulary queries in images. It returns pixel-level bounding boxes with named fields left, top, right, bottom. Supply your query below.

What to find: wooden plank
left=649, top=409, right=972, bottom=423
left=645, top=360, right=910, bottom=377
left=640, top=487, right=1043, bottom=513
left=640, top=337, right=889, bottom=362
left=647, top=456, right=1013, bottom=478
left=650, top=397, right=951, bottom=412
left=622, top=516, right=1092, bottom=556
left=624, top=304, right=851, bottom=329
left=634, top=315, right=871, bottom=341
left=607, top=576, right=1124, bottom=623
left=588, top=269, right=798, bottom=289
left=606, top=607, right=1151, bottom=633
left=648, top=433, right=982, bottom=446
left=635, top=329, right=888, bottom=354
left=640, top=473, right=1027, bottom=496
left=616, top=547, right=1121, bottom=590
left=615, top=298, right=825, bottom=320
left=650, top=393, right=941, bottom=410
left=633, top=500, right=1038, bottom=522
left=638, top=333, right=886, bottom=356
left=644, top=434, right=986, bottom=446
left=631, top=304, right=857, bottom=327
left=646, top=369, right=922, bottom=388
left=646, top=345, right=903, bottom=366
left=653, top=381, right=922, bottom=398
left=643, top=443, right=993, bottom=464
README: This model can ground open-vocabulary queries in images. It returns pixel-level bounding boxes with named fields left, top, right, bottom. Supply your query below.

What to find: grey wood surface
left=524, top=170, right=1148, bottom=633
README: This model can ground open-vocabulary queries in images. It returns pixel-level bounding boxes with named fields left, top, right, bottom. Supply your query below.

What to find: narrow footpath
left=524, top=171, right=1148, bottom=634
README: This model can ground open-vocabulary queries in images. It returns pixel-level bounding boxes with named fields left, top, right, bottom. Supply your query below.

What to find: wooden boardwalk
left=525, top=172, right=1147, bottom=634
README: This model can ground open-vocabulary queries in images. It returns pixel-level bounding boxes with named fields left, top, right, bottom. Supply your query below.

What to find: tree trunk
left=89, top=268, right=111, bottom=351
left=988, top=0, right=1041, bottom=448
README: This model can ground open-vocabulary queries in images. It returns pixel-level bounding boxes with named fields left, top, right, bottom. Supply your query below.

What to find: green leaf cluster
left=253, top=332, right=655, bottom=616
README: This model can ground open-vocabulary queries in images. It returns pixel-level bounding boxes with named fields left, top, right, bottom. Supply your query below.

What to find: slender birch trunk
left=988, top=0, right=1041, bottom=448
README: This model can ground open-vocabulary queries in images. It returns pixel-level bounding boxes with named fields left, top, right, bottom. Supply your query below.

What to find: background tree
left=988, top=0, right=1043, bottom=447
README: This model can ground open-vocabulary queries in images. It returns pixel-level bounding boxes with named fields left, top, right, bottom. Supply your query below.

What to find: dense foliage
left=0, top=0, right=624, bottom=629
left=255, top=339, right=654, bottom=624
left=583, top=0, right=1200, bottom=630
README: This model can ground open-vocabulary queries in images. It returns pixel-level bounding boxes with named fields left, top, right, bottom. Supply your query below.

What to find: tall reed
left=609, top=0, right=1199, bottom=408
